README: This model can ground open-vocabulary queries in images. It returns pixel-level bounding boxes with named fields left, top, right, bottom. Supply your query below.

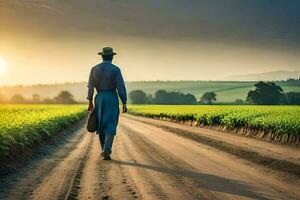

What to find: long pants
left=99, top=133, right=115, bottom=154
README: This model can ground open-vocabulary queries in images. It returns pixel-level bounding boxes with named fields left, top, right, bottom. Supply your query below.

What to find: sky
left=0, top=0, right=299, bottom=85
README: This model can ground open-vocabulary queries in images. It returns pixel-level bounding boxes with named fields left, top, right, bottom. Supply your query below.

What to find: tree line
left=246, top=81, right=300, bottom=105
left=1, top=81, right=299, bottom=105
left=129, top=89, right=218, bottom=105
left=130, top=81, right=300, bottom=105
left=0, top=91, right=77, bottom=104
left=129, top=90, right=199, bottom=105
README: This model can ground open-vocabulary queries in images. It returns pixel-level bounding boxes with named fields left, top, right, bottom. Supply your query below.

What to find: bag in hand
left=87, top=110, right=97, bottom=133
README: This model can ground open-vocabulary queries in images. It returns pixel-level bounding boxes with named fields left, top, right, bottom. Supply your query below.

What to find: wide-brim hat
left=98, top=47, right=117, bottom=56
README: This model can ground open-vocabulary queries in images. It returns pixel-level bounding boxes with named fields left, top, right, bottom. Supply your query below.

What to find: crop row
left=0, top=105, right=86, bottom=158
left=128, top=105, right=300, bottom=136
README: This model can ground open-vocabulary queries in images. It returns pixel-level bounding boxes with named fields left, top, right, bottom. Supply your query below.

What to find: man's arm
left=87, top=69, right=95, bottom=112
left=116, top=68, right=127, bottom=112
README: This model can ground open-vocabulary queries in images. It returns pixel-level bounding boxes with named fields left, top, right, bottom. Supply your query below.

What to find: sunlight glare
left=0, top=57, right=6, bottom=74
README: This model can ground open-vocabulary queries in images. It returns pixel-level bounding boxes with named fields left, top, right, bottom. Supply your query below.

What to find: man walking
left=87, top=47, right=127, bottom=160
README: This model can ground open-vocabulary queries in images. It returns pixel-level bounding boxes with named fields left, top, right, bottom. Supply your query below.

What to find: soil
left=0, top=114, right=299, bottom=200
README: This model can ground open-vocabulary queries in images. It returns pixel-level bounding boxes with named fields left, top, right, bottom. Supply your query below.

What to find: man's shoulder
left=105, top=63, right=121, bottom=72
left=91, top=62, right=120, bottom=72
left=91, top=63, right=101, bottom=70
left=111, top=64, right=121, bottom=71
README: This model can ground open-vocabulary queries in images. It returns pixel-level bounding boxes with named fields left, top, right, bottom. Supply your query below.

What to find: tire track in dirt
left=66, top=134, right=94, bottom=200
left=125, top=114, right=300, bottom=179
left=75, top=134, right=102, bottom=200
left=119, top=115, right=300, bottom=200
left=76, top=133, right=114, bottom=200
left=115, top=131, right=171, bottom=200
left=116, top=124, right=217, bottom=200
left=76, top=133, right=138, bottom=200
left=30, top=133, right=92, bottom=200
left=106, top=139, right=140, bottom=200
left=0, top=120, right=87, bottom=200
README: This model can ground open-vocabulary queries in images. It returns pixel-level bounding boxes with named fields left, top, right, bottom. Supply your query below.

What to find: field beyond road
left=0, top=104, right=86, bottom=159
left=128, top=105, right=300, bottom=143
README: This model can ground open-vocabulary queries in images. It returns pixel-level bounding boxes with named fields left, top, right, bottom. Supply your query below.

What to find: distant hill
left=0, top=80, right=299, bottom=103
left=226, top=71, right=300, bottom=81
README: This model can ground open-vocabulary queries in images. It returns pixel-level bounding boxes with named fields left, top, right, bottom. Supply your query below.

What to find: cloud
left=1, top=0, right=299, bottom=51
left=0, top=0, right=62, bottom=12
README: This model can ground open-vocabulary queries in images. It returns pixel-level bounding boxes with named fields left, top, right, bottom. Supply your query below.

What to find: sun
left=0, top=57, right=6, bottom=73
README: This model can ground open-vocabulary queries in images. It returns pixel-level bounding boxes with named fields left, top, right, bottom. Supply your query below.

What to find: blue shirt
left=87, top=60, right=127, bottom=104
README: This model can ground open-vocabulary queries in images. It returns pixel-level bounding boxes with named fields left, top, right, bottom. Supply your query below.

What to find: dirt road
left=0, top=114, right=299, bottom=200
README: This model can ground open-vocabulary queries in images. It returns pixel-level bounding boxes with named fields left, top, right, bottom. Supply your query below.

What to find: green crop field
left=0, top=104, right=86, bottom=158
left=128, top=105, right=300, bottom=136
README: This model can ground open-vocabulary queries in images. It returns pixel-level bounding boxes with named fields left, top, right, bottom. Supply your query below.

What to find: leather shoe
left=103, top=151, right=111, bottom=160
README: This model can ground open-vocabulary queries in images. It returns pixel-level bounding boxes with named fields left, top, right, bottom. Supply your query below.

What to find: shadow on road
left=112, top=160, right=270, bottom=200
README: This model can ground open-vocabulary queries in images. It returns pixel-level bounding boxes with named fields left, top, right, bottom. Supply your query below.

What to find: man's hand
left=88, top=101, right=94, bottom=113
left=122, top=104, right=127, bottom=113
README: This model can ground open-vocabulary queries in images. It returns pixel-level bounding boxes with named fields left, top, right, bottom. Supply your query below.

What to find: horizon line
left=0, top=79, right=294, bottom=88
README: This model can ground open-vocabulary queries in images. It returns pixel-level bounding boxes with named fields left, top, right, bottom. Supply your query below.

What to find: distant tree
left=129, top=90, right=149, bottom=104
left=10, top=94, right=26, bottom=104
left=32, top=93, right=41, bottom=104
left=286, top=92, right=300, bottom=105
left=200, top=92, right=217, bottom=104
left=153, top=90, right=197, bottom=105
left=184, top=93, right=197, bottom=104
left=246, top=81, right=287, bottom=105
left=235, top=99, right=244, bottom=104
left=153, top=90, right=168, bottom=104
left=53, top=91, right=77, bottom=104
